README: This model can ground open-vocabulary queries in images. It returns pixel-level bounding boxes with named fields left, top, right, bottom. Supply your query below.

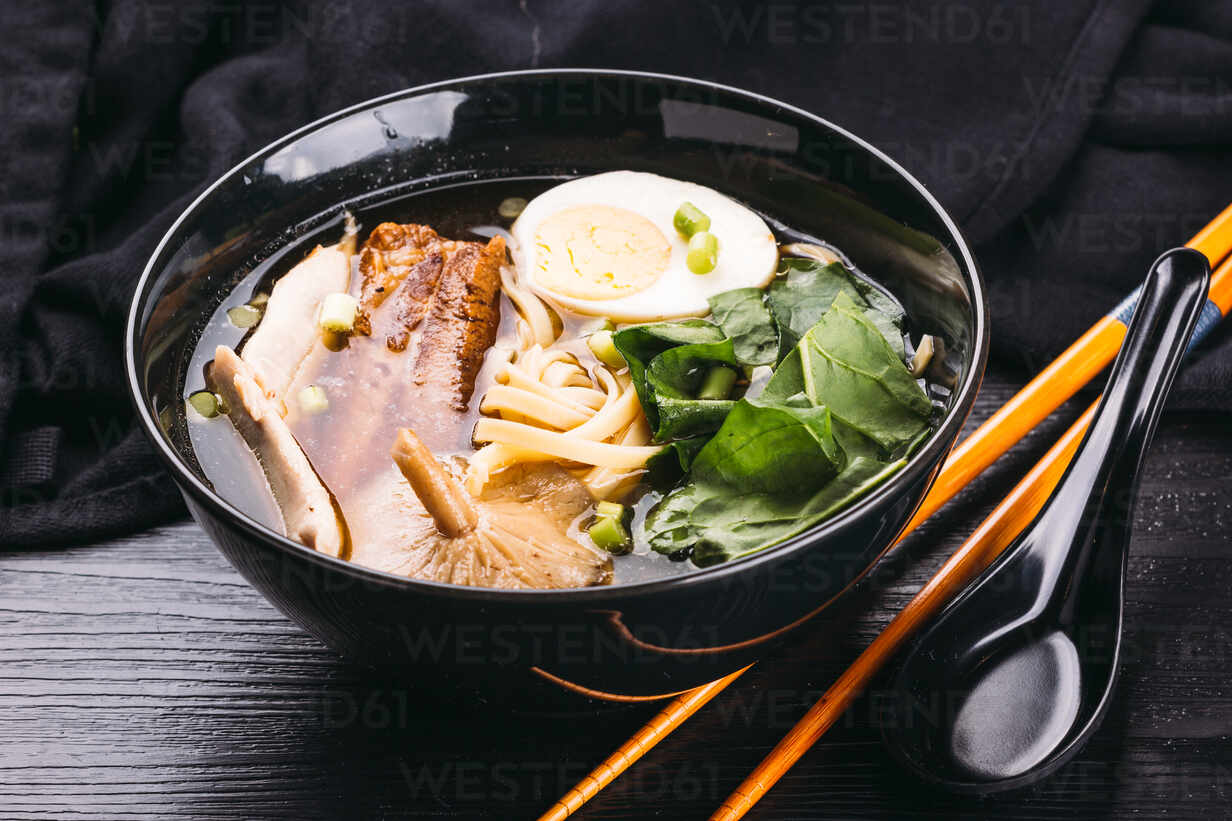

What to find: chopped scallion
left=318, top=292, right=358, bottom=334
left=298, top=384, right=329, bottom=415
left=499, top=197, right=528, bottom=219
left=587, top=330, right=626, bottom=369
left=686, top=231, right=719, bottom=274
left=226, top=304, right=262, bottom=329
left=596, top=501, right=627, bottom=522
left=589, top=515, right=632, bottom=555
left=673, top=201, right=711, bottom=238
left=187, top=390, right=220, bottom=419
left=698, top=366, right=738, bottom=400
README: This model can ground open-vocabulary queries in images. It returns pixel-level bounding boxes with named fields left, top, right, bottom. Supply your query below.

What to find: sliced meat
left=356, top=222, right=467, bottom=336
left=410, top=236, right=505, bottom=411
left=210, top=345, right=349, bottom=558
left=383, top=253, right=444, bottom=352
left=242, top=243, right=351, bottom=402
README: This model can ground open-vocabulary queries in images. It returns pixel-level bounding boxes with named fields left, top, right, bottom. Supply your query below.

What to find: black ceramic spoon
left=879, top=247, right=1211, bottom=794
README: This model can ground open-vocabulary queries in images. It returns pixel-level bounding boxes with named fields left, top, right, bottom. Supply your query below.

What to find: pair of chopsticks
left=542, top=203, right=1232, bottom=821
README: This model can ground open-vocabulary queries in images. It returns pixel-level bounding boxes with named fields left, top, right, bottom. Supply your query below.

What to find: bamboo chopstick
left=710, top=397, right=1095, bottom=819
left=538, top=666, right=750, bottom=821
left=712, top=251, right=1232, bottom=820
left=905, top=201, right=1232, bottom=532
left=539, top=204, right=1232, bottom=821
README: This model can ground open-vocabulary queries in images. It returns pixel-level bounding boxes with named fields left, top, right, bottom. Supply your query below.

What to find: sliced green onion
left=673, top=201, right=711, bottom=238
left=298, top=384, right=329, bottom=415
left=498, top=197, right=528, bottom=219
left=318, top=292, right=358, bottom=334
left=187, top=390, right=220, bottom=419
left=580, top=317, right=616, bottom=335
left=698, top=366, right=738, bottom=400
left=589, top=515, right=632, bottom=555
left=226, top=304, right=262, bottom=329
left=596, top=501, right=628, bottom=522
left=686, top=231, right=719, bottom=274
left=587, top=329, right=626, bottom=369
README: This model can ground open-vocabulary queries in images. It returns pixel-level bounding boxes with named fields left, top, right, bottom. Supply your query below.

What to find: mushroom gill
left=383, top=428, right=613, bottom=589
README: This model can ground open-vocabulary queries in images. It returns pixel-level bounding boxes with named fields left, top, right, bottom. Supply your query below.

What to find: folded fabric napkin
left=1, top=0, right=1227, bottom=546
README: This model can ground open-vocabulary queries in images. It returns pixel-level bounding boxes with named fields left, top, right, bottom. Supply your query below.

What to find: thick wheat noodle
left=465, top=443, right=551, bottom=494
left=480, top=384, right=592, bottom=430
left=568, top=382, right=640, bottom=442
left=543, top=360, right=590, bottom=387
left=559, top=385, right=608, bottom=409
left=473, top=418, right=663, bottom=469
left=500, top=364, right=601, bottom=414
left=500, top=266, right=556, bottom=347
left=585, top=416, right=654, bottom=498
left=468, top=248, right=661, bottom=493
left=466, top=378, right=635, bottom=494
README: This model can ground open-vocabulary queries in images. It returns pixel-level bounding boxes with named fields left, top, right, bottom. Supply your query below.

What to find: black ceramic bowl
left=126, top=70, right=987, bottom=699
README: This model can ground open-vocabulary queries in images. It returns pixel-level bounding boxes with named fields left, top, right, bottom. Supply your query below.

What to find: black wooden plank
left=0, top=370, right=1229, bottom=820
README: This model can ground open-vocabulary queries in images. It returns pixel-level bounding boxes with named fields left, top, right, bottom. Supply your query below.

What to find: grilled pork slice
left=355, top=222, right=504, bottom=367
left=410, top=238, right=505, bottom=411
left=381, top=253, right=444, bottom=352
left=356, top=222, right=465, bottom=340
left=211, top=345, right=348, bottom=558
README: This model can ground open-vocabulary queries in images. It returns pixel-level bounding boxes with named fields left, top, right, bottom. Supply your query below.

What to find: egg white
left=510, top=171, right=779, bottom=321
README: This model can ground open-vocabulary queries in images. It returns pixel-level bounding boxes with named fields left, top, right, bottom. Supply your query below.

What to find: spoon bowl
left=880, top=247, right=1211, bottom=793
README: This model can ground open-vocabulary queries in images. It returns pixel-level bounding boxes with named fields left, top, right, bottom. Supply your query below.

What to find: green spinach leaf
left=613, top=322, right=738, bottom=440
left=642, top=455, right=908, bottom=566
left=644, top=436, right=709, bottom=489
left=765, top=292, right=930, bottom=451
left=768, top=259, right=906, bottom=357
left=707, top=288, right=778, bottom=366
left=689, top=398, right=841, bottom=493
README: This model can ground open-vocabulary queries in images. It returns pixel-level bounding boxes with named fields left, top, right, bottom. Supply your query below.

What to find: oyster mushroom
left=384, top=428, right=613, bottom=589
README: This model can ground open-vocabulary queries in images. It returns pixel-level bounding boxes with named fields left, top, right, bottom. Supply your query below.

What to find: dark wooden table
left=2, top=368, right=1229, bottom=820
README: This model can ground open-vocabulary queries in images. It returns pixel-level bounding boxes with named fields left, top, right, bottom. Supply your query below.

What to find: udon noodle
left=466, top=232, right=662, bottom=501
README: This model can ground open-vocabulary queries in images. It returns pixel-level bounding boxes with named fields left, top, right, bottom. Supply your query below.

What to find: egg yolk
left=532, top=205, right=670, bottom=300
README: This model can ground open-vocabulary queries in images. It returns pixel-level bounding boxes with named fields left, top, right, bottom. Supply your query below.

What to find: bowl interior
left=129, top=71, right=984, bottom=591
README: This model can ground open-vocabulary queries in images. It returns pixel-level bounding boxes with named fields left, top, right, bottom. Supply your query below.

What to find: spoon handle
left=1041, top=249, right=1210, bottom=559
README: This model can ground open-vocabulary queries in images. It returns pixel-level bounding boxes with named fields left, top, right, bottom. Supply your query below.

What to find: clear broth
left=185, top=177, right=923, bottom=586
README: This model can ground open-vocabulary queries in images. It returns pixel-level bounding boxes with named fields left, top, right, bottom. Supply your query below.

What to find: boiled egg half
left=510, top=171, right=778, bottom=321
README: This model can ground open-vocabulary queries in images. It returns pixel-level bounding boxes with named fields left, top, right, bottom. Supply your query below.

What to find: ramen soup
left=186, top=172, right=942, bottom=590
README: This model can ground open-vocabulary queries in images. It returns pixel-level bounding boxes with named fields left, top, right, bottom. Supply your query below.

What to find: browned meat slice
left=410, top=236, right=505, bottom=411
left=355, top=222, right=467, bottom=337
left=383, top=253, right=444, bottom=352
left=210, top=346, right=348, bottom=558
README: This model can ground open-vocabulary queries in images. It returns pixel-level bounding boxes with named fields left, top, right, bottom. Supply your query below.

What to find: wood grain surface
left=2, top=370, right=1229, bottom=820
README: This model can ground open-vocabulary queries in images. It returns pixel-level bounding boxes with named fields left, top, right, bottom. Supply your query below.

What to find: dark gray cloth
left=1, top=0, right=1228, bottom=546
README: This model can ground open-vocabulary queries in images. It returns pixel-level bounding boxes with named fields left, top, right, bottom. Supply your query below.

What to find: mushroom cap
left=348, top=445, right=612, bottom=590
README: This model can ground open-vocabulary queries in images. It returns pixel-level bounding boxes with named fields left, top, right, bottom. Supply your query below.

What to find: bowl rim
left=125, top=67, right=989, bottom=604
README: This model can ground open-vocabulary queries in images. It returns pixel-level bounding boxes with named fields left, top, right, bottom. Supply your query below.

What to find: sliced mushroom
left=909, top=334, right=936, bottom=378
left=780, top=242, right=842, bottom=265
left=377, top=428, right=612, bottom=589
left=210, top=346, right=348, bottom=558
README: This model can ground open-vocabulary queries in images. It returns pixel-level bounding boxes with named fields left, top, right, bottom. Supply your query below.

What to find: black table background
left=3, top=367, right=1229, bottom=820
left=3, top=1, right=1232, bottom=817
